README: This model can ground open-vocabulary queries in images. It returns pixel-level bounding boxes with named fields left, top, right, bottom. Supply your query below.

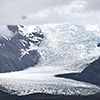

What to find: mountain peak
left=0, top=25, right=44, bottom=73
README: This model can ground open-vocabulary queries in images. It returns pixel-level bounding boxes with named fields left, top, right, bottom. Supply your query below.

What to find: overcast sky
left=0, top=0, right=100, bottom=25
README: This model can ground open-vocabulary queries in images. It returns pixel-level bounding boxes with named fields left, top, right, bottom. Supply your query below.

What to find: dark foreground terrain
left=0, top=90, right=100, bottom=100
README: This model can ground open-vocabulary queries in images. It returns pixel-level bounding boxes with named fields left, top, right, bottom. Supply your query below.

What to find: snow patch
left=20, top=42, right=38, bottom=58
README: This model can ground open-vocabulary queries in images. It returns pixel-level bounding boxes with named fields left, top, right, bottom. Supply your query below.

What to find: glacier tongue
left=0, top=66, right=100, bottom=96
left=0, top=23, right=100, bottom=96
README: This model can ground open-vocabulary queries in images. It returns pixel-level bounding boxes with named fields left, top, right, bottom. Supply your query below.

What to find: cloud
left=85, top=0, right=100, bottom=11
left=0, top=0, right=100, bottom=37
left=0, top=25, right=13, bottom=38
left=0, top=0, right=71, bottom=37
left=0, top=0, right=100, bottom=26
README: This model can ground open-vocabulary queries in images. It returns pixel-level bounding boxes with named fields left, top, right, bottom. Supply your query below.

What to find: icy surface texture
left=0, top=23, right=100, bottom=96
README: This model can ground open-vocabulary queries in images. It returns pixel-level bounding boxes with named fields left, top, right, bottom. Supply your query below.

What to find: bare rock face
left=0, top=25, right=44, bottom=73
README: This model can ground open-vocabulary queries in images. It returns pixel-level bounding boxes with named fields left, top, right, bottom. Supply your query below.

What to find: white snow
left=0, top=23, right=100, bottom=96
left=3, top=36, right=9, bottom=41
left=0, top=43, right=2, bottom=47
left=38, top=24, right=100, bottom=70
left=3, top=43, right=5, bottom=47
left=18, top=25, right=36, bottom=36
left=0, top=66, right=100, bottom=96
left=20, top=40, right=26, bottom=47
left=18, top=25, right=43, bottom=58
left=85, top=25, right=100, bottom=32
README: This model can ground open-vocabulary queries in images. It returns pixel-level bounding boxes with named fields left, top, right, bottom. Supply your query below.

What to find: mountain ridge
left=0, top=25, right=44, bottom=72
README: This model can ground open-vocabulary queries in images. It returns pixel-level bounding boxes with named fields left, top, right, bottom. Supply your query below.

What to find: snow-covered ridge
left=5, top=23, right=100, bottom=72
left=17, top=25, right=44, bottom=58
left=38, top=24, right=100, bottom=70
left=0, top=25, right=44, bottom=72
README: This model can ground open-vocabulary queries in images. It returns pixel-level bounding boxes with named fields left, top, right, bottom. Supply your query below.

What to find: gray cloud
left=0, top=0, right=73, bottom=37
left=1, top=0, right=100, bottom=37
left=0, top=0, right=76, bottom=25
left=0, top=25, right=13, bottom=38
left=86, top=0, right=100, bottom=11
left=0, top=0, right=99, bottom=37
left=0, top=0, right=100, bottom=26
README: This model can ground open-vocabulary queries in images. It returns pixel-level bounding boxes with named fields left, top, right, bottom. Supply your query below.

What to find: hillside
left=56, top=57, right=100, bottom=86
left=0, top=25, right=44, bottom=72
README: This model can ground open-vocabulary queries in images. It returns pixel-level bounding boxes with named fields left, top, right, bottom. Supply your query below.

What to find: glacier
left=0, top=23, right=100, bottom=96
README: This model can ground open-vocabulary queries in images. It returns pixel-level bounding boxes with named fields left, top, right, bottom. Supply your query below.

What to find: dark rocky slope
left=0, top=25, right=44, bottom=73
left=56, top=57, right=100, bottom=86
left=0, top=90, right=100, bottom=100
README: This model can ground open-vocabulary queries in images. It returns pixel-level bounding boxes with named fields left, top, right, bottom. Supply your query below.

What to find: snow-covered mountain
left=0, top=23, right=100, bottom=96
left=38, top=24, right=100, bottom=71
left=0, top=25, right=44, bottom=72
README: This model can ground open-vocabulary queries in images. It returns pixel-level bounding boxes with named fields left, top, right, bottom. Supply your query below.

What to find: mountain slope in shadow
left=56, top=57, right=100, bottom=86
